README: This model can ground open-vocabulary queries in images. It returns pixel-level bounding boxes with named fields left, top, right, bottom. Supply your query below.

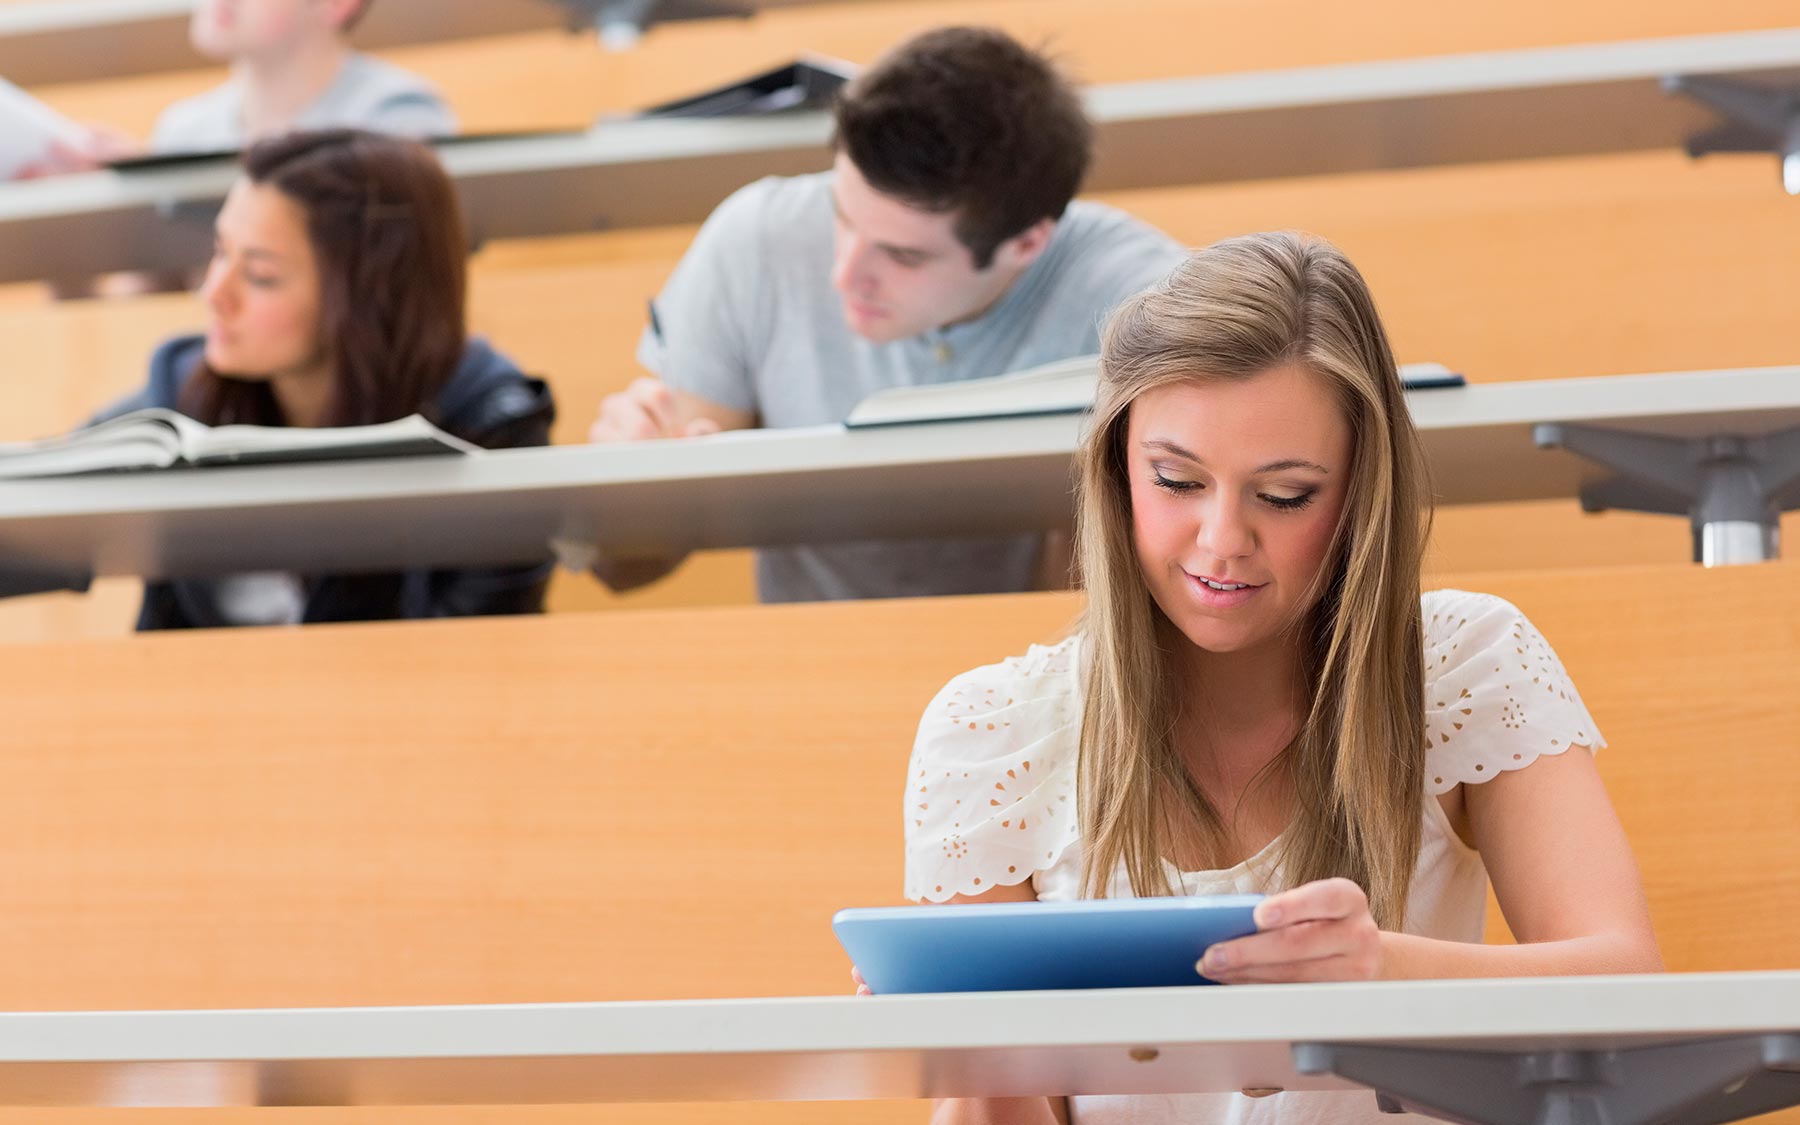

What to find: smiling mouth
left=1193, top=575, right=1262, bottom=592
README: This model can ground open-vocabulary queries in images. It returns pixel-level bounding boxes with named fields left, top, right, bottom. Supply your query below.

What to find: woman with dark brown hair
left=95, top=128, right=555, bottom=630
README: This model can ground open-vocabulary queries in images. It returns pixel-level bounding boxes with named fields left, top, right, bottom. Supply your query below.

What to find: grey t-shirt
left=640, top=172, right=1185, bottom=603
left=151, top=53, right=457, bottom=154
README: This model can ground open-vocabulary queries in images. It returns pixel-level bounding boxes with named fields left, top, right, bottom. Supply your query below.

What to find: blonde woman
left=895, top=232, right=1662, bottom=1124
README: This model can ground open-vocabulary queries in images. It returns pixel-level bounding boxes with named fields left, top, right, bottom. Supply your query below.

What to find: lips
left=1193, top=574, right=1262, bottom=592
left=1182, top=571, right=1266, bottom=608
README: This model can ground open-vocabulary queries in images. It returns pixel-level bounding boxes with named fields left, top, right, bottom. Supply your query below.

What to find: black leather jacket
left=103, top=334, right=558, bottom=631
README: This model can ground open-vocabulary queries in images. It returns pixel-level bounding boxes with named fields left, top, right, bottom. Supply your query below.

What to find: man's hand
left=589, top=377, right=723, bottom=442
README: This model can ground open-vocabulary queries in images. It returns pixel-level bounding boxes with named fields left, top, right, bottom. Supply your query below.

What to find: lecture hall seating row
left=0, top=561, right=1794, bottom=1121
left=1, top=1, right=1796, bottom=645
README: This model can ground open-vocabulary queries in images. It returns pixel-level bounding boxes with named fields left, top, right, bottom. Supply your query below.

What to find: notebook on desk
left=844, top=360, right=1466, bottom=428
left=834, top=894, right=1263, bottom=994
left=634, top=56, right=857, bottom=119
left=0, top=410, right=477, bottom=480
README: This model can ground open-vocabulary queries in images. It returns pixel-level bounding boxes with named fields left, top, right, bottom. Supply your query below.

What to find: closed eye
left=1153, top=472, right=1316, bottom=512
left=1260, top=492, right=1316, bottom=511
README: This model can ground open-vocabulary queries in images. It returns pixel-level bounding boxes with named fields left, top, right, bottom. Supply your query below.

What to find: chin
left=1173, top=621, right=1257, bottom=654
left=188, top=30, right=235, bottom=59
left=202, top=350, right=265, bottom=381
left=845, top=318, right=908, bottom=344
left=1152, top=592, right=1269, bottom=655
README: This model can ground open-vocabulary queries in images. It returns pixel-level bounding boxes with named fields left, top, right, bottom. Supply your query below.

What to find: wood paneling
left=0, top=564, right=1794, bottom=1119
left=7, top=147, right=1797, bottom=637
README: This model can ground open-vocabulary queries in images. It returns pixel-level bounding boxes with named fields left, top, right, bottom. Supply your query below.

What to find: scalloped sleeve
left=1422, top=589, right=1606, bottom=794
left=903, top=638, right=1085, bottom=903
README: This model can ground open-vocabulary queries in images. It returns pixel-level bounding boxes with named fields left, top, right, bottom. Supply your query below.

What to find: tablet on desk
left=834, top=894, right=1262, bottom=994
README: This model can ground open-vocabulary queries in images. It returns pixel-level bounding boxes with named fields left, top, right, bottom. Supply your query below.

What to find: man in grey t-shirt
left=589, top=26, right=1184, bottom=603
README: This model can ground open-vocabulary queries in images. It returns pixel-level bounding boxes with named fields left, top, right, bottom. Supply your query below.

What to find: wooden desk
left=0, top=975, right=1794, bottom=1124
left=0, top=366, right=1793, bottom=592
left=0, top=0, right=869, bottom=87
left=0, top=568, right=1795, bottom=1119
left=4, top=26, right=1799, bottom=285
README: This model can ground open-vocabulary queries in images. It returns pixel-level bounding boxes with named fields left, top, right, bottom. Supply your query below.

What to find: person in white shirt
left=151, top=0, right=455, bottom=154
left=22, top=0, right=453, bottom=175
left=872, top=232, right=1663, bottom=1125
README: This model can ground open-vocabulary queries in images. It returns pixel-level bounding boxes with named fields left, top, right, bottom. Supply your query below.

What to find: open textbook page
left=844, top=356, right=1100, bottom=429
left=0, top=410, right=478, bottom=480
left=845, top=358, right=1465, bottom=428
left=0, top=75, right=85, bottom=180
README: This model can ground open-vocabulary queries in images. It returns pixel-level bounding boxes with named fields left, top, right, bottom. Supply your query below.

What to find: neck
left=1168, top=628, right=1309, bottom=787
left=233, top=37, right=349, bottom=138
left=270, top=366, right=335, bottom=428
left=938, top=265, right=1028, bottom=332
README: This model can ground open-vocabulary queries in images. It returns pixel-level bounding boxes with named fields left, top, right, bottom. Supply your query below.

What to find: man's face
left=829, top=153, right=1025, bottom=343
left=190, top=0, right=335, bottom=61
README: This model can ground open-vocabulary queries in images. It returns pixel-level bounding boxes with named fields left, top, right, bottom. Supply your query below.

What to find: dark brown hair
left=181, top=128, right=466, bottom=428
left=832, top=26, right=1092, bottom=269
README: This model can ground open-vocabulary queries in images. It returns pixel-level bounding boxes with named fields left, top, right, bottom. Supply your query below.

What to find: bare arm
left=1201, top=747, right=1662, bottom=984
left=1382, top=745, right=1661, bottom=978
left=587, top=380, right=757, bottom=592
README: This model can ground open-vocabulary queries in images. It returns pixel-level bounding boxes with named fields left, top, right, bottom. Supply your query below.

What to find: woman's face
left=200, top=179, right=325, bottom=382
left=1126, top=364, right=1354, bottom=657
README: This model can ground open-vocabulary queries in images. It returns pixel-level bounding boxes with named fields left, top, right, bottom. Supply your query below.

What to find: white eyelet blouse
left=902, top=589, right=1606, bottom=1125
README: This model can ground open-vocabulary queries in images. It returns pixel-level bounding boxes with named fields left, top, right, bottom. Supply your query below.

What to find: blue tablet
left=833, top=894, right=1263, bottom=994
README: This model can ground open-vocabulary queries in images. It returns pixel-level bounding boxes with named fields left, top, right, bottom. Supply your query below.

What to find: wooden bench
left=0, top=561, right=1794, bottom=1121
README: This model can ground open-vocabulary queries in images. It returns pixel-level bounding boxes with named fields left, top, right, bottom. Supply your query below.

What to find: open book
left=844, top=358, right=1466, bottom=428
left=0, top=75, right=87, bottom=180
left=0, top=410, right=479, bottom=481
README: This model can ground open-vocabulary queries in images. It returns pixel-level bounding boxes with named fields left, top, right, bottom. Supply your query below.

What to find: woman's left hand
left=1198, top=877, right=1383, bottom=983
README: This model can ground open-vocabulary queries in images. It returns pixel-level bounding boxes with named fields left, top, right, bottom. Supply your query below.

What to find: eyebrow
left=829, top=190, right=936, bottom=261
left=1141, top=439, right=1331, bottom=475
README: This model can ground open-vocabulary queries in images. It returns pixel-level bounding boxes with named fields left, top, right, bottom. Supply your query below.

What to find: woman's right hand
left=851, top=965, right=872, bottom=996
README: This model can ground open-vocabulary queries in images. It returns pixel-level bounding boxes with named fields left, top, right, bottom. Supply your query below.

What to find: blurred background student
left=153, top=0, right=455, bottom=154
left=19, top=0, right=453, bottom=177
left=92, top=129, right=553, bottom=630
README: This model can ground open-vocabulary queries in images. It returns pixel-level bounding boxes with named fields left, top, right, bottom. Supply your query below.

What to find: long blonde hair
left=1075, top=232, right=1431, bottom=928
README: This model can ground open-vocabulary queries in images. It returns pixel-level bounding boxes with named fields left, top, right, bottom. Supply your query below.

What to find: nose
left=199, top=257, right=234, bottom=316
left=831, top=231, right=875, bottom=298
left=1197, top=495, right=1256, bottom=562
